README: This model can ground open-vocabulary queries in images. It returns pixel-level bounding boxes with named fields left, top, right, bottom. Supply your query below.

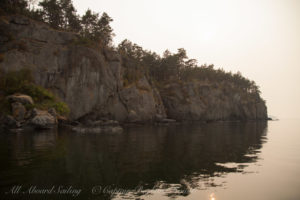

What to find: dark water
left=0, top=120, right=300, bottom=200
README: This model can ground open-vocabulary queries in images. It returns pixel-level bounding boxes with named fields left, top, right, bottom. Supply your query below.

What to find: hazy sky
left=73, top=0, right=300, bottom=119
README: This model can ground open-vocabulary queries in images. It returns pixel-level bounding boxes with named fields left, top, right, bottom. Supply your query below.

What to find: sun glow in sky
left=74, top=0, right=300, bottom=119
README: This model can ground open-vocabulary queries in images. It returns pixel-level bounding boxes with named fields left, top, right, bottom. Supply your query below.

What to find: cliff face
left=0, top=15, right=267, bottom=122
left=160, top=81, right=267, bottom=121
left=0, top=15, right=166, bottom=122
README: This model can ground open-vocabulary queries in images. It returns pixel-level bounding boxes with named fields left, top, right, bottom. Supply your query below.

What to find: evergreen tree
left=81, top=10, right=114, bottom=45
left=0, top=0, right=28, bottom=14
left=60, top=0, right=81, bottom=31
left=39, top=0, right=64, bottom=29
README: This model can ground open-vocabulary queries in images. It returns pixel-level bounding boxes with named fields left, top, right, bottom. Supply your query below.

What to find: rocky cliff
left=0, top=15, right=267, bottom=123
left=160, top=81, right=267, bottom=121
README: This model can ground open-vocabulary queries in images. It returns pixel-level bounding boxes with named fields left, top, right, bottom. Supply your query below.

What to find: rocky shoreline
left=0, top=15, right=268, bottom=131
left=0, top=93, right=178, bottom=133
left=0, top=94, right=271, bottom=135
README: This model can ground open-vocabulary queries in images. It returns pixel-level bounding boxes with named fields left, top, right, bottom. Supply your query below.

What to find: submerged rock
left=102, top=126, right=123, bottom=133
left=70, top=118, right=123, bottom=134
left=71, top=125, right=123, bottom=134
left=87, top=119, right=119, bottom=127
left=160, top=118, right=176, bottom=123
left=72, top=127, right=102, bottom=134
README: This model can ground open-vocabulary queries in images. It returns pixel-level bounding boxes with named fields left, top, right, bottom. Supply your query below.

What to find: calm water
left=0, top=120, right=300, bottom=200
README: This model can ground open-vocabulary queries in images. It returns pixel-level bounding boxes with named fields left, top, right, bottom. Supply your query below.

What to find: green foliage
left=35, top=0, right=113, bottom=46
left=80, top=10, right=114, bottom=46
left=51, top=101, right=70, bottom=115
left=37, top=0, right=81, bottom=31
left=118, top=40, right=152, bottom=85
left=71, top=35, right=97, bottom=48
left=1, top=68, right=34, bottom=94
left=1, top=0, right=114, bottom=47
left=60, top=0, right=81, bottom=32
left=21, top=84, right=55, bottom=102
left=0, top=68, right=69, bottom=116
left=117, top=39, right=263, bottom=100
left=0, top=0, right=28, bottom=15
left=39, top=0, right=64, bottom=29
left=33, top=101, right=70, bottom=115
left=0, top=1, right=264, bottom=104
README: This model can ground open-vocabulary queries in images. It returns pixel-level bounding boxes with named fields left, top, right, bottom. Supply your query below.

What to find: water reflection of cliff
left=0, top=121, right=267, bottom=199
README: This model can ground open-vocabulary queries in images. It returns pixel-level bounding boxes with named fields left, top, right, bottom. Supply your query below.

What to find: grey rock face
left=103, top=48, right=121, bottom=62
left=10, top=15, right=30, bottom=25
left=0, top=15, right=267, bottom=122
left=0, top=15, right=114, bottom=120
left=255, top=101, right=268, bottom=120
left=11, top=102, right=26, bottom=121
left=127, top=110, right=139, bottom=122
left=160, top=82, right=268, bottom=121
left=0, top=15, right=166, bottom=122
left=120, top=77, right=167, bottom=122
left=30, top=109, right=57, bottom=129
left=3, top=115, right=21, bottom=127
left=48, top=108, right=57, bottom=118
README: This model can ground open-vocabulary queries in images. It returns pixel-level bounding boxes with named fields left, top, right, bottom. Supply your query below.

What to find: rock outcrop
left=119, top=77, right=166, bottom=122
left=0, top=15, right=166, bottom=122
left=1, top=93, right=58, bottom=129
left=30, top=108, right=57, bottom=129
left=160, top=81, right=267, bottom=121
left=0, top=15, right=268, bottom=123
left=11, top=102, right=26, bottom=121
left=7, top=94, right=34, bottom=105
